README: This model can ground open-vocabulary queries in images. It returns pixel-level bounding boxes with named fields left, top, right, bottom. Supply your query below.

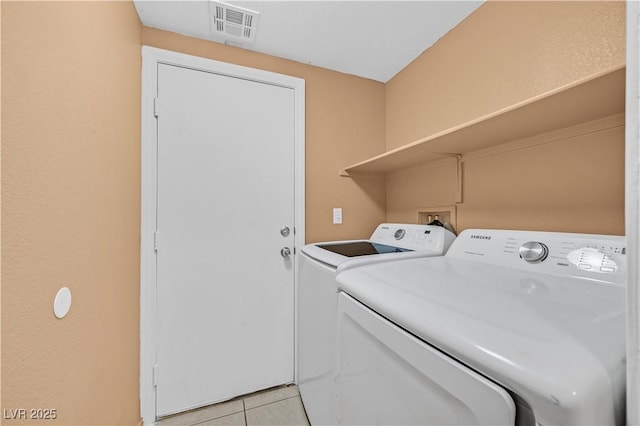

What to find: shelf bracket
left=433, top=153, right=463, bottom=204
left=455, top=154, right=463, bottom=204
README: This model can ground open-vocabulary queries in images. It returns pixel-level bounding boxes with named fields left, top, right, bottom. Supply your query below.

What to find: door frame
left=140, top=46, right=305, bottom=425
left=626, top=0, right=640, bottom=421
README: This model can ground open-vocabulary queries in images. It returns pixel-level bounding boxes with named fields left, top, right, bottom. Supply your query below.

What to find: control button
left=519, top=241, right=549, bottom=263
left=578, top=263, right=592, bottom=270
left=394, top=229, right=406, bottom=240
left=600, top=266, right=615, bottom=273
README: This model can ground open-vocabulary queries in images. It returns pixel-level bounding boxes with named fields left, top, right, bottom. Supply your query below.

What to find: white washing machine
left=335, top=229, right=626, bottom=425
left=298, top=223, right=456, bottom=426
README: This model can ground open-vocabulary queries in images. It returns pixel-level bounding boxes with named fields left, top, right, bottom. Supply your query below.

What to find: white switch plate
left=333, top=208, right=343, bottom=224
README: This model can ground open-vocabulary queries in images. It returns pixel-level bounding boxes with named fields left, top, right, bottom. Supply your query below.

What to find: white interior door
left=155, top=63, right=296, bottom=417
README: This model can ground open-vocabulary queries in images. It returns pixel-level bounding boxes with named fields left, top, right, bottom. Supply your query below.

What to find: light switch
left=333, top=208, right=343, bottom=224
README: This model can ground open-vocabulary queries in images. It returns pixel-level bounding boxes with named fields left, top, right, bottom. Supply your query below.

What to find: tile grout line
left=161, top=387, right=301, bottom=426
left=243, top=399, right=248, bottom=426
left=181, top=400, right=246, bottom=426
left=244, top=394, right=301, bottom=412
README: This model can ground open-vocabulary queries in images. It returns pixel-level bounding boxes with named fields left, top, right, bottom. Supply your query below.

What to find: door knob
left=280, top=227, right=290, bottom=237
left=281, top=247, right=291, bottom=258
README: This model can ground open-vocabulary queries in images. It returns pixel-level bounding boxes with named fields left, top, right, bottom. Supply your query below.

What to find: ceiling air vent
left=209, top=1, right=260, bottom=45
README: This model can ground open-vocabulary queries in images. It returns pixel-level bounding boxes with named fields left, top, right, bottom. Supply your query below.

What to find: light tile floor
left=156, top=385, right=310, bottom=426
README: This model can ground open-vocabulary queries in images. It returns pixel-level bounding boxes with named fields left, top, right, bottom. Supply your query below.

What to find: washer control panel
left=394, top=229, right=406, bottom=240
left=370, top=223, right=456, bottom=253
left=447, top=229, right=626, bottom=283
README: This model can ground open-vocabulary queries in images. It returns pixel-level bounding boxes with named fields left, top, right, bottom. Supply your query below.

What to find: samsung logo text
left=470, top=235, right=491, bottom=240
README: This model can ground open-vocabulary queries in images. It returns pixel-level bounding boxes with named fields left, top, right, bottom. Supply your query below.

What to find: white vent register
left=209, top=1, right=260, bottom=44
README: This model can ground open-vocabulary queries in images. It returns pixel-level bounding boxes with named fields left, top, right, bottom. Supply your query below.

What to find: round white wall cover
left=53, top=287, right=72, bottom=319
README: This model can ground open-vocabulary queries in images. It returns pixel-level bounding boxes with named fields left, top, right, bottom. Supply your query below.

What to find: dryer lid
left=336, top=254, right=626, bottom=426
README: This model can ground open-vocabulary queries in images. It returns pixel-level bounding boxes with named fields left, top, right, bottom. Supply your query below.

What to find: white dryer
left=298, top=223, right=455, bottom=426
left=335, top=229, right=626, bottom=425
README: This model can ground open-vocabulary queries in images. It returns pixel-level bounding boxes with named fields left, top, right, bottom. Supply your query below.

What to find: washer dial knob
left=519, top=241, right=549, bottom=263
left=394, top=229, right=406, bottom=240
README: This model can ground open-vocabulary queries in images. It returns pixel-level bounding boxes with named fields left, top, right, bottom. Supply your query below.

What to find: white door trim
left=626, top=0, right=640, bottom=422
left=140, top=46, right=305, bottom=425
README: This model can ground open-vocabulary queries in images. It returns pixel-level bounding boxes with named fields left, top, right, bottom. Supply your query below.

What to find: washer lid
left=301, top=223, right=456, bottom=268
left=336, top=256, right=626, bottom=426
left=316, top=241, right=413, bottom=257
left=300, top=240, right=370, bottom=268
left=301, top=241, right=432, bottom=269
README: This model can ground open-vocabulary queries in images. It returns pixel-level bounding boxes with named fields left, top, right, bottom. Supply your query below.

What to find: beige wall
left=385, top=1, right=626, bottom=235
left=142, top=28, right=387, bottom=243
left=1, top=10, right=387, bottom=424
left=0, top=1, right=628, bottom=425
left=2, top=2, right=142, bottom=425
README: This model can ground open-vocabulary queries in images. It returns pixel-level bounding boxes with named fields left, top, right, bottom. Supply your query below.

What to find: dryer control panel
left=446, top=229, right=626, bottom=284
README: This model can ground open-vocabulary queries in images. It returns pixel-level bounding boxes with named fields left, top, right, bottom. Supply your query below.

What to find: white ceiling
left=134, top=1, right=483, bottom=82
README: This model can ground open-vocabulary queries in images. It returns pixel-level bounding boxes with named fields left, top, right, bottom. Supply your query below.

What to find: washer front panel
left=336, top=292, right=515, bottom=425
left=336, top=251, right=625, bottom=424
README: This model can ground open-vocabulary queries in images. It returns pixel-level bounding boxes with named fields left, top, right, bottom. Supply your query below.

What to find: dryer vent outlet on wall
left=209, top=1, right=260, bottom=46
